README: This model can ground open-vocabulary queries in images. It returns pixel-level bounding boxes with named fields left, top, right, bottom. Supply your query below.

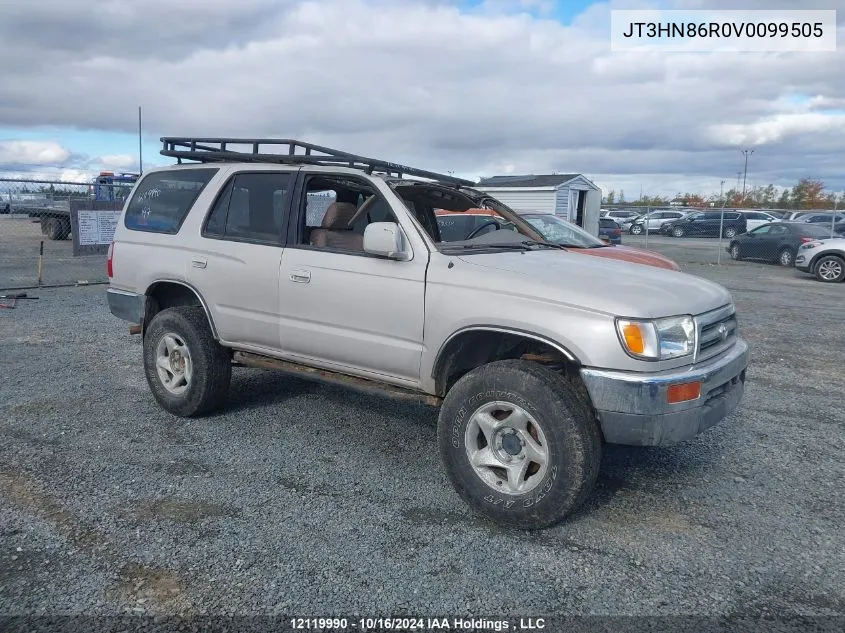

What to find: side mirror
left=363, top=222, right=411, bottom=260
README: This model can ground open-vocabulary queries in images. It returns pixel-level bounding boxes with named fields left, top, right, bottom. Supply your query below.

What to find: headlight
left=616, top=315, right=695, bottom=360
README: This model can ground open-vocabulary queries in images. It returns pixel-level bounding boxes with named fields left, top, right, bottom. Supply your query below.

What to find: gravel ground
left=1, top=256, right=843, bottom=627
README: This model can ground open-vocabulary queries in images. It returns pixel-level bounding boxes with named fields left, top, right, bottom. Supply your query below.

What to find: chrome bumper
left=580, top=339, right=749, bottom=446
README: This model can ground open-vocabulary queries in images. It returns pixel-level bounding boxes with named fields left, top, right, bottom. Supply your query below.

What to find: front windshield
left=522, top=214, right=605, bottom=248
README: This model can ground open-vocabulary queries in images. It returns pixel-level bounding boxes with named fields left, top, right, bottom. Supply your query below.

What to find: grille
left=695, top=305, right=737, bottom=361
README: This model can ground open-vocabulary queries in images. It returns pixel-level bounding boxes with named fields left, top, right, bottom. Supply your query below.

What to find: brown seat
left=310, top=201, right=364, bottom=251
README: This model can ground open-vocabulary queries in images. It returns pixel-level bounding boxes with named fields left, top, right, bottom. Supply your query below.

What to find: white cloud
left=98, top=154, right=137, bottom=169
left=0, top=140, right=71, bottom=165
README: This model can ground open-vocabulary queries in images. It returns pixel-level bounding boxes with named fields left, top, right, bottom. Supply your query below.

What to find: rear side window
left=124, top=169, right=217, bottom=234
left=203, top=172, right=293, bottom=244
left=599, top=218, right=619, bottom=228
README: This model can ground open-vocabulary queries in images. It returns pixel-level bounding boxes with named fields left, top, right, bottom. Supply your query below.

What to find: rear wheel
left=814, top=255, right=845, bottom=283
left=778, top=248, right=795, bottom=267
left=41, top=217, right=62, bottom=240
left=437, top=359, right=601, bottom=530
left=723, top=226, right=738, bottom=239
left=730, top=244, right=742, bottom=260
left=143, top=307, right=232, bottom=416
left=672, top=226, right=685, bottom=238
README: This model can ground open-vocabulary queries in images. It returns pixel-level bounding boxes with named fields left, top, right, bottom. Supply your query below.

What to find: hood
left=572, top=245, right=680, bottom=271
left=456, top=250, right=731, bottom=319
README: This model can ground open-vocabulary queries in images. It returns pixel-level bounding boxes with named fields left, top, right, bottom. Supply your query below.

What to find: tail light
left=800, top=237, right=814, bottom=243
left=107, top=241, right=114, bottom=278
left=614, top=229, right=622, bottom=236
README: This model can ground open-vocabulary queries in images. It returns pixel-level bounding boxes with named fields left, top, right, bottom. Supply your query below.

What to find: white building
left=474, top=174, right=603, bottom=236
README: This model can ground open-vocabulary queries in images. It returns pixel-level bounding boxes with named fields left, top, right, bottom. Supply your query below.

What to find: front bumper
left=580, top=339, right=748, bottom=446
left=107, top=287, right=145, bottom=323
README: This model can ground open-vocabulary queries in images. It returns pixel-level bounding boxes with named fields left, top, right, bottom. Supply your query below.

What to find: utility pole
left=736, top=171, right=741, bottom=193
left=741, top=148, right=754, bottom=201
left=138, top=106, right=143, bottom=174
left=720, top=179, right=726, bottom=201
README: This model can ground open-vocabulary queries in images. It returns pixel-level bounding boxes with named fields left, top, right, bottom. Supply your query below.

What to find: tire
left=672, top=227, right=685, bottom=238
left=41, top=217, right=62, bottom=240
left=437, top=359, right=601, bottom=530
left=730, top=244, right=742, bottom=260
left=814, top=255, right=845, bottom=283
left=778, top=248, right=795, bottom=267
left=630, top=224, right=643, bottom=235
left=58, top=217, right=71, bottom=240
left=143, top=307, right=232, bottom=417
left=723, top=227, right=738, bottom=239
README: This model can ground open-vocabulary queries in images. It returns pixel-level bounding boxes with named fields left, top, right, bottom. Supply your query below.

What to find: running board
left=233, top=351, right=442, bottom=407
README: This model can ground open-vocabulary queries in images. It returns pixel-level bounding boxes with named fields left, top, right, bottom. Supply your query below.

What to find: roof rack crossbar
left=159, top=137, right=474, bottom=187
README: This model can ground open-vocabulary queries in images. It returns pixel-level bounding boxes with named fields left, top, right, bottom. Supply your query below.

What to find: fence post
left=37, top=241, right=44, bottom=287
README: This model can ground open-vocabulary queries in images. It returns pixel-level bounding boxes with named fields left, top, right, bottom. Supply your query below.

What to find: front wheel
left=630, top=223, right=643, bottom=235
left=672, top=227, right=685, bottom=238
left=814, top=255, right=845, bottom=283
left=437, top=360, right=601, bottom=530
left=143, top=307, right=232, bottom=416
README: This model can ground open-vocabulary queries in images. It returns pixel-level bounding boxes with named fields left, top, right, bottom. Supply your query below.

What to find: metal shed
left=475, top=174, right=603, bottom=236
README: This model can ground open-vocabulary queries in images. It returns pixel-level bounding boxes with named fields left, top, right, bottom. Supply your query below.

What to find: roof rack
left=159, top=137, right=475, bottom=187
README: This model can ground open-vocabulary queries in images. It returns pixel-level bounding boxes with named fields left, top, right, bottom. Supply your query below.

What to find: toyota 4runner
left=107, top=137, right=749, bottom=529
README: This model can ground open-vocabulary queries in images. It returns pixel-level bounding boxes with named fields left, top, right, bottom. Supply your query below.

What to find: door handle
left=192, top=258, right=207, bottom=269
left=289, top=270, right=311, bottom=283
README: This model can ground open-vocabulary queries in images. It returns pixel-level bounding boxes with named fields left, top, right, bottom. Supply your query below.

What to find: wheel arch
left=431, top=326, right=584, bottom=398
left=809, top=249, right=845, bottom=272
left=143, top=280, right=219, bottom=340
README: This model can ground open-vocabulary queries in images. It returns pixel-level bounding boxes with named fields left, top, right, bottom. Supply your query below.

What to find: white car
left=740, top=211, right=782, bottom=231
left=628, top=210, right=687, bottom=235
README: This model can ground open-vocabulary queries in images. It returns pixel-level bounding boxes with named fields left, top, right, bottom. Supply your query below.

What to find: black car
left=727, top=222, right=837, bottom=266
left=662, top=211, right=747, bottom=238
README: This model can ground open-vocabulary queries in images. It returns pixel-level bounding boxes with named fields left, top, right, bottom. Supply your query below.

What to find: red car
left=434, top=209, right=680, bottom=271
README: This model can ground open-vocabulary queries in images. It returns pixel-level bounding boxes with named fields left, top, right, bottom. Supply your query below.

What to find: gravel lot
left=1, top=252, right=843, bottom=627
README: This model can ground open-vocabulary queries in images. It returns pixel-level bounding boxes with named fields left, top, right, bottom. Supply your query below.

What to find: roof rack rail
left=159, top=137, right=475, bottom=187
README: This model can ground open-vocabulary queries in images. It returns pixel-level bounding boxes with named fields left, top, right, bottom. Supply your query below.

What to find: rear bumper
left=580, top=339, right=749, bottom=446
left=107, top=287, right=144, bottom=323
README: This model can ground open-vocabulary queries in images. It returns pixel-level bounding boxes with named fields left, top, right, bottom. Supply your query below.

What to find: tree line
left=603, top=178, right=844, bottom=210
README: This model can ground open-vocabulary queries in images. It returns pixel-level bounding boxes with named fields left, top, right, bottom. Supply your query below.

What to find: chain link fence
left=0, top=178, right=132, bottom=290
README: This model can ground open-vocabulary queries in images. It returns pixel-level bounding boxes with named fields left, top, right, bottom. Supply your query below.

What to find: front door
left=277, top=173, right=427, bottom=384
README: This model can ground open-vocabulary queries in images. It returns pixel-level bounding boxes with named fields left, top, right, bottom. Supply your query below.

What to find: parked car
left=518, top=212, right=679, bottom=270
left=107, top=137, right=748, bottom=530
left=834, top=221, right=845, bottom=236
left=739, top=210, right=782, bottom=231
left=601, top=208, right=640, bottom=224
left=797, top=212, right=845, bottom=225
left=796, top=237, right=845, bottom=283
left=599, top=217, right=623, bottom=244
left=784, top=211, right=812, bottom=221
left=727, top=222, right=836, bottom=266
left=628, top=210, right=686, bottom=235
left=662, top=211, right=747, bottom=238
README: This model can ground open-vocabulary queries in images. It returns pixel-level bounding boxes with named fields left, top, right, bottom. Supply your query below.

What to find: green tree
left=605, top=190, right=616, bottom=204
left=619, top=190, right=625, bottom=203
left=777, top=188, right=791, bottom=209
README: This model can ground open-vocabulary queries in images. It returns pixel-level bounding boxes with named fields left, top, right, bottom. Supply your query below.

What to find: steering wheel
left=465, top=220, right=501, bottom=240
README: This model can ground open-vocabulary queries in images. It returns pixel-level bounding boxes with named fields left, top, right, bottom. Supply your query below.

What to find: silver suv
left=107, top=138, right=749, bottom=529
left=795, top=237, right=845, bottom=282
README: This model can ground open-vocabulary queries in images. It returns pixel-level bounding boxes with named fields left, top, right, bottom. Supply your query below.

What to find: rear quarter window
left=124, top=168, right=218, bottom=234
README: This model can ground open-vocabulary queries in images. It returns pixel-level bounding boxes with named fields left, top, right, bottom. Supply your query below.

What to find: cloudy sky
left=1, top=0, right=843, bottom=198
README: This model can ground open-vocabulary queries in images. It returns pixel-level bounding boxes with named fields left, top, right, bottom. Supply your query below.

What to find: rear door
left=187, top=171, right=294, bottom=350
